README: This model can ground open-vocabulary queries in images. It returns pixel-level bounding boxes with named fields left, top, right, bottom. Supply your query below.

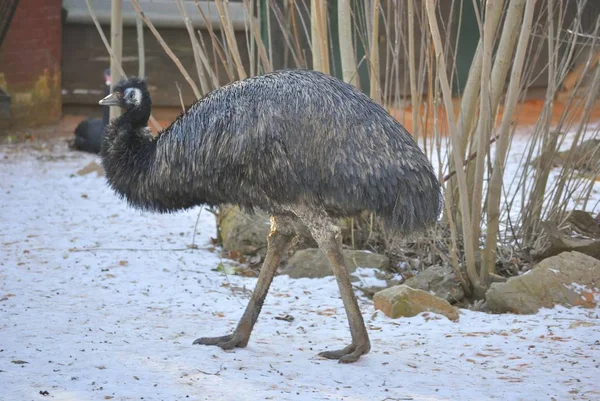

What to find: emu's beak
left=99, top=92, right=119, bottom=106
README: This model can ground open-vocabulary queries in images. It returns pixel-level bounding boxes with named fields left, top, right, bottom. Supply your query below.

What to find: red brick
left=0, top=0, right=62, bottom=127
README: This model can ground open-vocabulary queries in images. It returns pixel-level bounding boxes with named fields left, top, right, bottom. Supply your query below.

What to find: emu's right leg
left=193, top=215, right=295, bottom=350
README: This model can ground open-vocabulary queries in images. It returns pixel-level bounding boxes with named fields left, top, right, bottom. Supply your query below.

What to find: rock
left=486, top=251, right=600, bottom=314
left=403, top=265, right=465, bottom=303
left=532, top=219, right=600, bottom=261
left=218, top=206, right=271, bottom=255
left=281, top=248, right=389, bottom=279
left=373, top=285, right=459, bottom=321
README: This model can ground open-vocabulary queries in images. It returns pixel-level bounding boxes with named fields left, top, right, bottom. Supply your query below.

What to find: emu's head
left=99, top=77, right=152, bottom=127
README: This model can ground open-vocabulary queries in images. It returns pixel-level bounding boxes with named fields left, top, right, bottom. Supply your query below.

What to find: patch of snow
left=351, top=267, right=401, bottom=289
left=1, top=144, right=599, bottom=401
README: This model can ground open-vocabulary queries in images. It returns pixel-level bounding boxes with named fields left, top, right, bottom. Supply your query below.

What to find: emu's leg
left=293, top=207, right=371, bottom=363
left=193, top=215, right=295, bottom=350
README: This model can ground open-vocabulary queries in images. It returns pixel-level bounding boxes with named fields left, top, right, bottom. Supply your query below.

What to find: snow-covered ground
left=1, top=141, right=599, bottom=401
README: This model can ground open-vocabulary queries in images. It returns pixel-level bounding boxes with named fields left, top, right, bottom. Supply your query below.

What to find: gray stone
left=281, top=248, right=389, bottom=279
left=486, top=251, right=600, bottom=314
left=403, top=265, right=465, bottom=303
left=373, top=285, right=459, bottom=321
left=218, top=206, right=270, bottom=255
left=217, top=207, right=317, bottom=256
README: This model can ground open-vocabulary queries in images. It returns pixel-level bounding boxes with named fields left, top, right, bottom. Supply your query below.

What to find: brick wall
left=0, top=0, right=62, bottom=129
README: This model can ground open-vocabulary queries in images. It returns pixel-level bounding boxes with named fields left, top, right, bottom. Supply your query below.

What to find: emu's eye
left=124, top=87, right=141, bottom=105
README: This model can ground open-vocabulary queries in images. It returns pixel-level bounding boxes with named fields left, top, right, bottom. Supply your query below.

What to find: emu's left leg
left=194, top=215, right=295, bottom=350
left=293, top=207, right=371, bottom=363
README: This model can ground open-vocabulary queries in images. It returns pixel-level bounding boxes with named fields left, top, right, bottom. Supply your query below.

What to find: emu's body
left=100, top=69, right=441, bottom=363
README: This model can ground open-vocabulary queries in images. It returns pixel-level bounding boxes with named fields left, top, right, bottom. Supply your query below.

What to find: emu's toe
left=193, top=333, right=248, bottom=350
left=193, top=334, right=234, bottom=346
left=318, top=342, right=370, bottom=363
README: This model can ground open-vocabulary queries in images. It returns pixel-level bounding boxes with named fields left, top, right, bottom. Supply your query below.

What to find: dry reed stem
left=84, top=0, right=162, bottom=131
left=215, top=0, right=247, bottom=80
left=130, top=0, right=201, bottom=99
left=369, top=0, right=381, bottom=103
left=175, top=0, right=211, bottom=95
left=469, top=0, right=497, bottom=262
left=482, top=0, right=536, bottom=283
left=425, top=0, right=480, bottom=290
left=193, top=0, right=235, bottom=82
left=338, top=0, right=358, bottom=86
left=407, top=0, right=419, bottom=139
left=242, top=0, right=272, bottom=72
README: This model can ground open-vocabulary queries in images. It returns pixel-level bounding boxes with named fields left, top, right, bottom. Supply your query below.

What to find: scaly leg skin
left=193, top=215, right=295, bottom=350
left=294, top=207, right=371, bottom=363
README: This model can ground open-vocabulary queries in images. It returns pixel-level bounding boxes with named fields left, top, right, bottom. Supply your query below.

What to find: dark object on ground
left=73, top=118, right=104, bottom=153
left=0, top=88, right=10, bottom=131
left=72, top=69, right=111, bottom=153
left=98, top=69, right=442, bottom=363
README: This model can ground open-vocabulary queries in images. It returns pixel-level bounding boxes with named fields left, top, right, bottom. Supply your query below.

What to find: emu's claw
left=193, top=333, right=248, bottom=350
left=318, top=342, right=370, bottom=363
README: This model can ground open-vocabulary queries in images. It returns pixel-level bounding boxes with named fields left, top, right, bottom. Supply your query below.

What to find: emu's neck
left=101, top=113, right=206, bottom=213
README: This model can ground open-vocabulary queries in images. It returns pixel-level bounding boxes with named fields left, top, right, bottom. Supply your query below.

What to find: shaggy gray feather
left=101, top=69, right=442, bottom=234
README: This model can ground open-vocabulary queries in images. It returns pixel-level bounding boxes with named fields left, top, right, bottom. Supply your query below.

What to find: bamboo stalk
left=215, top=0, right=247, bottom=80
left=85, top=0, right=125, bottom=78
left=310, top=0, right=322, bottom=71
left=135, top=13, right=145, bottom=78
left=424, top=0, right=480, bottom=291
left=456, top=0, right=505, bottom=160
left=338, top=0, right=357, bottom=85
left=489, top=0, right=526, bottom=116
left=289, top=0, right=305, bottom=67
left=482, top=0, right=536, bottom=284
left=407, top=0, right=419, bottom=138
left=265, top=0, right=273, bottom=65
left=469, top=0, right=495, bottom=251
left=444, top=134, right=500, bottom=182
left=175, top=0, right=210, bottom=96
left=443, top=187, right=473, bottom=296
left=369, top=0, right=381, bottom=103
left=523, top=0, right=557, bottom=242
left=468, top=0, right=526, bottom=214
left=242, top=0, right=272, bottom=72
left=194, top=0, right=235, bottom=82
left=110, top=0, right=123, bottom=121
left=312, top=0, right=329, bottom=73
left=448, top=0, right=504, bottom=229
left=195, top=29, right=221, bottom=89
left=84, top=0, right=162, bottom=131
left=269, top=1, right=304, bottom=67
left=130, top=0, right=201, bottom=99
left=545, top=17, right=598, bottom=218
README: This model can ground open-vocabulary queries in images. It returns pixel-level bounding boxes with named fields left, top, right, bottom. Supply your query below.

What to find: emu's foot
left=193, top=332, right=248, bottom=350
left=318, top=342, right=370, bottom=364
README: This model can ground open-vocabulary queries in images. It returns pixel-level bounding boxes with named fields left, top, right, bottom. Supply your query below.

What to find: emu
left=98, top=69, right=442, bottom=363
